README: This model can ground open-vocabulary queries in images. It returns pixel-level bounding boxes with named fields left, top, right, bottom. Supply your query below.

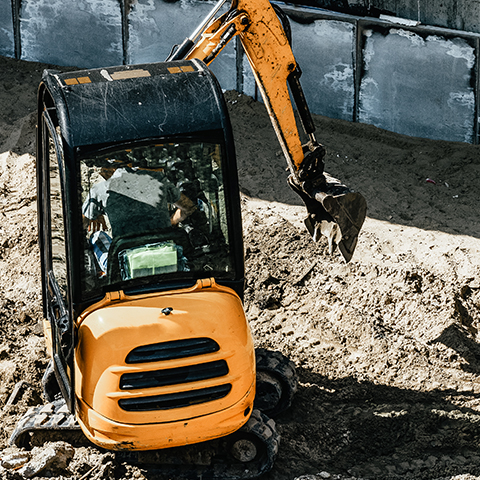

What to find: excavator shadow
left=259, top=366, right=480, bottom=479
left=19, top=368, right=480, bottom=480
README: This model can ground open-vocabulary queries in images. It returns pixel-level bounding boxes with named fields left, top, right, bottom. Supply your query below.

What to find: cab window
left=78, top=141, right=235, bottom=299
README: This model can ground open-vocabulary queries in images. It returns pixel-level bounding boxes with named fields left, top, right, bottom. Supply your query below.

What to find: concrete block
left=18, top=442, right=74, bottom=478
left=242, top=53, right=257, bottom=99
left=290, top=18, right=355, bottom=121
left=369, top=0, right=421, bottom=25
left=426, top=0, right=480, bottom=34
left=338, top=0, right=480, bottom=34
left=19, top=0, right=123, bottom=68
left=0, top=0, right=15, bottom=57
left=128, top=0, right=237, bottom=90
left=358, top=28, right=476, bottom=143
left=241, top=17, right=355, bottom=123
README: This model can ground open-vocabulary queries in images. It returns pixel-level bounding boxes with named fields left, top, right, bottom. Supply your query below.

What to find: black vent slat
left=126, top=338, right=219, bottom=364
left=119, top=384, right=232, bottom=411
left=120, top=360, right=229, bottom=390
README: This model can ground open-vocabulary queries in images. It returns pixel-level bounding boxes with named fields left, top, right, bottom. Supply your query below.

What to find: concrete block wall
left=246, top=5, right=480, bottom=144
left=369, top=0, right=480, bottom=34
left=1, top=0, right=479, bottom=144
left=293, top=0, right=480, bottom=35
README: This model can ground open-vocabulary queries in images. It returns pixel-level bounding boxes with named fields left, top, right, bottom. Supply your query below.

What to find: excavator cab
left=13, top=59, right=296, bottom=478
left=36, top=59, right=244, bottom=404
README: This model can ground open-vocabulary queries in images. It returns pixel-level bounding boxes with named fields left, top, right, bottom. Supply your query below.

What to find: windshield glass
left=78, top=140, right=235, bottom=299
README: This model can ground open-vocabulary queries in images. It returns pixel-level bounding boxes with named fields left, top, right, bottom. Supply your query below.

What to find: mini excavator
left=11, top=0, right=366, bottom=478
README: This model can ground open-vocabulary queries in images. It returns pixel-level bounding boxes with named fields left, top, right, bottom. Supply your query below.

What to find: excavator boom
left=168, top=0, right=367, bottom=261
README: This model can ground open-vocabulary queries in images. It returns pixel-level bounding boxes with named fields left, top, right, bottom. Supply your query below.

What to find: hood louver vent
left=125, top=337, right=220, bottom=364
left=120, top=338, right=231, bottom=412
left=119, top=384, right=232, bottom=411
left=120, top=360, right=228, bottom=390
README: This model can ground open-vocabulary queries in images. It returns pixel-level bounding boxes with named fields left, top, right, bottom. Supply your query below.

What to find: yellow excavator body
left=74, top=279, right=255, bottom=450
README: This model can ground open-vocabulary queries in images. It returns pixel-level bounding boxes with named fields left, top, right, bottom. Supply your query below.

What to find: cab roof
left=42, top=59, right=228, bottom=150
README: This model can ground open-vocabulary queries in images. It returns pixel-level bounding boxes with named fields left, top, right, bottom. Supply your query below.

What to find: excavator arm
left=168, top=0, right=367, bottom=261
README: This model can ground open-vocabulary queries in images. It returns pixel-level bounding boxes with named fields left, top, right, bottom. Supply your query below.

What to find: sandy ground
left=1, top=54, right=480, bottom=479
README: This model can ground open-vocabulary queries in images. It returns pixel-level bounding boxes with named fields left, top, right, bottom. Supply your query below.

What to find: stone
left=1, top=450, right=31, bottom=469
left=18, top=441, right=74, bottom=478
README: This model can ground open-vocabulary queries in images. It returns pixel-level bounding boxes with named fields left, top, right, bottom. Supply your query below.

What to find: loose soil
left=1, top=55, right=480, bottom=480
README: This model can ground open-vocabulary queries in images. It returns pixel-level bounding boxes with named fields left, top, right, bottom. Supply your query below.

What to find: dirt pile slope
left=1, top=55, right=480, bottom=479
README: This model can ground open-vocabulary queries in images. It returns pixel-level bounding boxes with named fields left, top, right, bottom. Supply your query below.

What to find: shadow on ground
left=265, top=366, right=480, bottom=479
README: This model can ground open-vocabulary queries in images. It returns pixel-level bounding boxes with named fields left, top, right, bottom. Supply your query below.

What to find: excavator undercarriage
left=11, top=350, right=295, bottom=479
left=12, top=402, right=279, bottom=479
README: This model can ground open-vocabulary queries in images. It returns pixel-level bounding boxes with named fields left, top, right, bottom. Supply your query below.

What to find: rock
left=17, top=441, right=74, bottom=478
left=1, top=450, right=31, bottom=469
left=3, top=380, right=29, bottom=408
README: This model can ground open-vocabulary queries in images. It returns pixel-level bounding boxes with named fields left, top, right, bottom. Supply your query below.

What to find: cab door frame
left=37, top=90, right=75, bottom=411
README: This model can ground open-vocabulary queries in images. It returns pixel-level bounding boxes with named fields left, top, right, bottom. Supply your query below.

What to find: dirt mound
left=1, top=55, right=480, bottom=479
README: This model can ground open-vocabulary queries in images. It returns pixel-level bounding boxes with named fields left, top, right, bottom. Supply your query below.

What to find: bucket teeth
left=288, top=173, right=367, bottom=262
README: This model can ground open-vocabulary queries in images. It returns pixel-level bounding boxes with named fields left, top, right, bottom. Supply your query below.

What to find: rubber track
left=9, top=399, right=80, bottom=448
left=255, top=348, right=298, bottom=417
left=10, top=402, right=279, bottom=479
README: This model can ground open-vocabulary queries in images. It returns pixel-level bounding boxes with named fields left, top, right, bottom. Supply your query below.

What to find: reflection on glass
left=78, top=141, right=234, bottom=298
